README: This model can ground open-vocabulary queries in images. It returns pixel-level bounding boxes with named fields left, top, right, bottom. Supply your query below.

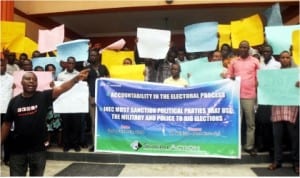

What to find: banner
left=95, top=78, right=241, bottom=158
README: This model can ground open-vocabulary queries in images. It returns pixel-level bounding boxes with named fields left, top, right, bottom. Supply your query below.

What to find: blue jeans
left=9, top=151, right=46, bottom=176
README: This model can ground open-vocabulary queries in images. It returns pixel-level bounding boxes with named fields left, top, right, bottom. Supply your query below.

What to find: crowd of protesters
left=0, top=36, right=299, bottom=175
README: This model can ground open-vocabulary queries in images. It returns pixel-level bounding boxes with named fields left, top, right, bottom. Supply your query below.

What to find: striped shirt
left=271, top=106, right=299, bottom=124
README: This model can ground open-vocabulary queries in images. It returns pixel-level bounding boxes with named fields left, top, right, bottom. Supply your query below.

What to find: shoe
left=244, top=148, right=257, bottom=157
left=80, top=144, right=88, bottom=148
left=45, top=143, right=52, bottom=149
left=268, top=163, right=282, bottom=170
left=74, top=146, right=81, bottom=152
left=88, top=146, right=94, bottom=152
left=44, top=141, right=50, bottom=148
left=257, top=146, right=268, bottom=152
left=3, top=160, right=9, bottom=166
left=63, top=146, right=70, bottom=152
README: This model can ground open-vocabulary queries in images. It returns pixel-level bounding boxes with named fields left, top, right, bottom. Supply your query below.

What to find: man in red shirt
left=226, top=40, right=260, bottom=156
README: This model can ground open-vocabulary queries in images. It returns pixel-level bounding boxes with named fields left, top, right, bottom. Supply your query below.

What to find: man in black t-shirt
left=1, top=70, right=89, bottom=176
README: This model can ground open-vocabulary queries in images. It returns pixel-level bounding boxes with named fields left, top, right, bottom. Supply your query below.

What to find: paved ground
left=1, top=146, right=298, bottom=177
left=0, top=160, right=265, bottom=176
left=1, top=160, right=298, bottom=177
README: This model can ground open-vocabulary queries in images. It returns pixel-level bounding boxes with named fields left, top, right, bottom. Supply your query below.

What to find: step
left=46, top=146, right=292, bottom=164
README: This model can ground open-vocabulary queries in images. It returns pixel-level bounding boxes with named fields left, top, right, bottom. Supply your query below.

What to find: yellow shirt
left=163, top=77, right=188, bottom=87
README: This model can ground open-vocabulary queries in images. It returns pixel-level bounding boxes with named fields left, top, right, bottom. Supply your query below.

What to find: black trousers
left=1, top=113, right=11, bottom=162
left=272, top=119, right=299, bottom=166
left=255, top=105, right=273, bottom=151
left=10, top=151, right=46, bottom=176
left=61, top=113, right=82, bottom=148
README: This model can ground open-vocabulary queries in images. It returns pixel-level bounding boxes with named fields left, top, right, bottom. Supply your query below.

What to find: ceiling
left=49, top=6, right=270, bottom=38
left=15, top=2, right=299, bottom=39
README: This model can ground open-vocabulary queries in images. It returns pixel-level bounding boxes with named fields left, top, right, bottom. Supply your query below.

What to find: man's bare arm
left=1, top=122, right=12, bottom=144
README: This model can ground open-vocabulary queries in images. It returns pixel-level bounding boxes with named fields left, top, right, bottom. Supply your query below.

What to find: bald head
left=22, top=72, right=37, bottom=80
left=238, top=40, right=250, bottom=58
left=21, top=72, right=38, bottom=96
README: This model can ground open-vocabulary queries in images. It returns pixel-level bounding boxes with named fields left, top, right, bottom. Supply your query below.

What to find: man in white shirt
left=57, top=57, right=84, bottom=152
left=6, top=52, right=20, bottom=75
left=259, top=45, right=281, bottom=70
left=0, top=57, right=15, bottom=166
left=57, top=57, right=79, bottom=81
left=1, top=58, right=14, bottom=113
left=175, top=49, right=188, bottom=63
left=256, top=44, right=281, bottom=154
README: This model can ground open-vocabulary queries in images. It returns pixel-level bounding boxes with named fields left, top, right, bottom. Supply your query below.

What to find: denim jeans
left=9, top=151, right=46, bottom=176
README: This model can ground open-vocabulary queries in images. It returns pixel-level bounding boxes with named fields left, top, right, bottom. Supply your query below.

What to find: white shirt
left=6, top=64, right=20, bottom=75
left=175, top=58, right=188, bottom=63
left=163, top=76, right=188, bottom=87
left=0, top=73, right=14, bottom=113
left=260, top=56, right=281, bottom=70
left=57, top=69, right=79, bottom=81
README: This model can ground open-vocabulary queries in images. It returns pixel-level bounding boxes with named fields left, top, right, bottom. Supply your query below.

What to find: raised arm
left=52, top=68, right=90, bottom=99
left=225, top=60, right=235, bottom=80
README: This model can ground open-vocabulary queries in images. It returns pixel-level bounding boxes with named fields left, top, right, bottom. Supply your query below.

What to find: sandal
left=268, top=163, right=282, bottom=170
